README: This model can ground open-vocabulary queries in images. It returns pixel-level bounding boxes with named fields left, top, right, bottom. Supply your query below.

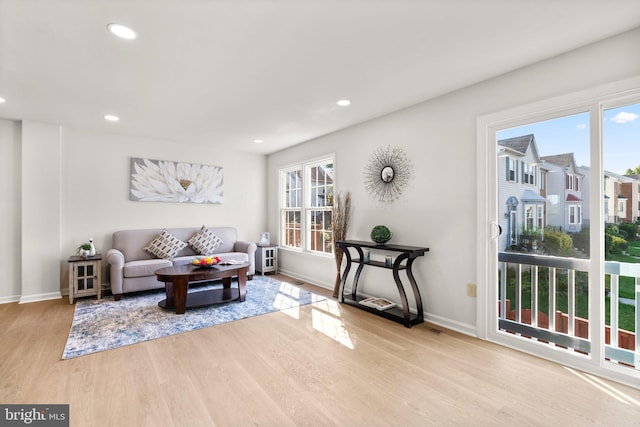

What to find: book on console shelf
left=359, top=297, right=396, bottom=311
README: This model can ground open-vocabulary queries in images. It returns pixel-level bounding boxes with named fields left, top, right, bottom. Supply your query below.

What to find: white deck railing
left=498, top=252, right=639, bottom=369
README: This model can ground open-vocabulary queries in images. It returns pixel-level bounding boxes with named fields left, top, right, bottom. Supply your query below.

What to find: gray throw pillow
left=188, top=226, right=223, bottom=255
left=144, top=230, right=187, bottom=259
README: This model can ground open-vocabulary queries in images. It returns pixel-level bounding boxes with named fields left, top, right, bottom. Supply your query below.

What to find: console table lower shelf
left=341, top=294, right=423, bottom=327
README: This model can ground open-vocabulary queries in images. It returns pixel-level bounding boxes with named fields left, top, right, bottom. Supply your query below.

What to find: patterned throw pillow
left=144, top=230, right=187, bottom=259
left=188, top=226, right=223, bottom=255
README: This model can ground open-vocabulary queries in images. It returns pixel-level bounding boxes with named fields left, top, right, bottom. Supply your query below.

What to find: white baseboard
left=277, top=268, right=334, bottom=291
left=424, top=312, right=477, bottom=337
left=0, top=295, right=21, bottom=304
left=19, top=291, right=63, bottom=304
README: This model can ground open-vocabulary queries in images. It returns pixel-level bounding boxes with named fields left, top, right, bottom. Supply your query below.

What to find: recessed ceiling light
left=107, top=23, right=136, bottom=40
left=254, top=139, right=264, bottom=144
left=337, top=99, right=351, bottom=106
left=0, top=96, right=5, bottom=103
left=104, top=114, right=120, bottom=122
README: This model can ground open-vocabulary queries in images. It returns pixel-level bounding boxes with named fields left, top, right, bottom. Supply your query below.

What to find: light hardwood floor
left=1, top=275, right=639, bottom=426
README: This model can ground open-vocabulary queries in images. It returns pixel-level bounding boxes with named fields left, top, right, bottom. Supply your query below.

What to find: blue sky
left=497, top=103, right=640, bottom=174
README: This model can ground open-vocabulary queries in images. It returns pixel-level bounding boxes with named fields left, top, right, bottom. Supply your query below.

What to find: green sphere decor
left=370, top=225, right=392, bottom=244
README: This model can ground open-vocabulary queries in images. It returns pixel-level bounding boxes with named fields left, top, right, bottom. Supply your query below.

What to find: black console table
left=336, top=240, right=429, bottom=328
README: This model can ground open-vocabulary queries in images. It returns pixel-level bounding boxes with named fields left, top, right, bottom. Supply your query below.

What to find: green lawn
left=605, top=243, right=638, bottom=299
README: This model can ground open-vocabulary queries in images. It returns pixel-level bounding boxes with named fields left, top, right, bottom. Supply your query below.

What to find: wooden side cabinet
left=68, top=254, right=102, bottom=304
left=256, top=245, right=278, bottom=275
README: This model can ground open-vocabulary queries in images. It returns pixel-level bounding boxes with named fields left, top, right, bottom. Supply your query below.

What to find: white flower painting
left=130, top=158, right=224, bottom=204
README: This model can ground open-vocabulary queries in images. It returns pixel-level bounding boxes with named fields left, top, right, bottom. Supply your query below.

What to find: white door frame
left=476, top=76, right=640, bottom=388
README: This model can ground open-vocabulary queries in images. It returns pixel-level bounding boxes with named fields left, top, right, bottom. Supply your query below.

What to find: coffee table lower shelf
left=158, top=287, right=239, bottom=310
left=341, top=295, right=423, bottom=327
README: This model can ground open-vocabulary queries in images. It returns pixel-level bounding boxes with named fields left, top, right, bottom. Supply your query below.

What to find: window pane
left=284, top=170, right=302, bottom=208
left=603, top=102, right=639, bottom=367
left=498, top=112, right=590, bottom=255
left=497, top=111, right=591, bottom=352
left=283, top=210, right=301, bottom=248
left=309, top=163, right=333, bottom=209
left=308, top=209, right=332, bottom=254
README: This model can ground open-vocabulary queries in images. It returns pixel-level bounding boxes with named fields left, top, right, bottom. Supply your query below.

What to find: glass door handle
left=490, top=222, right=501, bottom=239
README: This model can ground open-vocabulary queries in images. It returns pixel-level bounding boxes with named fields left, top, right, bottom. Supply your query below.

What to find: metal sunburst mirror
left=364, top=145, right=413, bottom=203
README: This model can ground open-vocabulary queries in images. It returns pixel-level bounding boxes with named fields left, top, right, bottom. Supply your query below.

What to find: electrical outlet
left=467, top=283, right=477, bottom=297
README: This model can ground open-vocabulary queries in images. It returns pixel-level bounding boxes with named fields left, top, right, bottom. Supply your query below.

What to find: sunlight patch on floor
left=311, top=298, right=354, bottom=349
left=564, top=367, right=640, bottom=406
left=272, top=294, right=300, bottom=319
left=278, top=282, right=301, bottom=298
left=312, top=297, right=341, bottom=316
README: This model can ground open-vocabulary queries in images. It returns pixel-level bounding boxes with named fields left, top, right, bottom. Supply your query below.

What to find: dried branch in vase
left=331, top=191, right=352, bottom=298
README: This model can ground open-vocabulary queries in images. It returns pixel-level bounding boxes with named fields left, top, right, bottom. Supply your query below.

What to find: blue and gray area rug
left=63, top=276, right=323, bottom=359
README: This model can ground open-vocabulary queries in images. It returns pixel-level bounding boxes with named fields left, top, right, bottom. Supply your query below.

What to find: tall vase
left=89, top=238, right=96, bottom=256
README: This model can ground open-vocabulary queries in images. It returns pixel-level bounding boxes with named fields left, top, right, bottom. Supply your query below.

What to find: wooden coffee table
left=154, top=262, right=250, bottom=314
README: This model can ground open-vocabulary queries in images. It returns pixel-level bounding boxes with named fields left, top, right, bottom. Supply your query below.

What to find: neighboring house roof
left=606, top=170, right=635, bottom=182
left=566, top=194, right=582, bottom=202
left=498, top=134, right=542, bottom=163
left=541, top=152, right=583, bottom=175
left=521, top=189, right=546, bottom=203
left=498, top=134, right=534, bottom=154
left=541, top=153, right=573, bottom=167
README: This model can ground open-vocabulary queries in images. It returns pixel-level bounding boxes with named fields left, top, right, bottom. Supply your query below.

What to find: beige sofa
left=106, top=227, right=256, bottom=300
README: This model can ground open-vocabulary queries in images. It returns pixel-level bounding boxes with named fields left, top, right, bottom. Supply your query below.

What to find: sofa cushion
left=123, top=259, right=173, bottom=278
left=187, top=225, right=223, bottom=255
left=143, top=230, right=188, bottom=259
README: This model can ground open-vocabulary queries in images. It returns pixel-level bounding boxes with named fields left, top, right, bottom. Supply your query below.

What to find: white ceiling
left=1, top=0, right=640, bottom=154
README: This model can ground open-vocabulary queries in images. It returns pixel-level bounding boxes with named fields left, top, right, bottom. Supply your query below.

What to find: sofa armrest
left=234, top=240, right=257, bottom=275
left=106, top=248, right=125, bottom=296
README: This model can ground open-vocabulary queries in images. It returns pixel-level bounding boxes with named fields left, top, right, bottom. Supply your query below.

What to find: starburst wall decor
left=363, top=146, right=413, bottom=203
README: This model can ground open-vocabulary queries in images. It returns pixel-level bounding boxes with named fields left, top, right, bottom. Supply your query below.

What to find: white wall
left=0, top=120, right=22, bottom=302
left=0, top=124, right=267, bottom=302
left=267, top=27, right=640, bottom=336
left=59, top=128, right=267, bottom=292
left=21, top=121, right=62, bottom=303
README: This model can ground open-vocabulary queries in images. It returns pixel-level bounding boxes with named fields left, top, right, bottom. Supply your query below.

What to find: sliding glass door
left=478, top=84, right=640, bottom=386
left=495, top=111, right=594, bottom=360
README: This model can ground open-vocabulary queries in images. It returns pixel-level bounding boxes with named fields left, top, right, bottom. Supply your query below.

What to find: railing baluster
left=532, top=265, right=538, bottom=329
left=568, top=269, right=575, bottom=337
left=516, top=263, right=522, bottom=324
left=500, top=263, right=507, bottom=320
left=610, top=274, right=619, bottom=348
left=549, top=267, right=556, bottom=331
left=636, top=277, right=639, bottom=354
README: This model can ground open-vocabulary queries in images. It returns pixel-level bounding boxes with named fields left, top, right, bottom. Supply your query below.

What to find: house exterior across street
left=499, top=134, right=640, bottom=253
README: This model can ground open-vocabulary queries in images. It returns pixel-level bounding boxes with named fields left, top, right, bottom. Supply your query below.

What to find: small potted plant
left=77, top=243, right=92, bottom=259
left=370, top=225, right=392, bottom=245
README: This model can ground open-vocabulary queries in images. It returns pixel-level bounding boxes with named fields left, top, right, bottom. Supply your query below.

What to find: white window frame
left=280, top=167, right=303, bottom=249
left=279, top=154, right=335, bottom=255
left=537, top=205, right=544, bottom=229
left=507, top=157, right=516, bottom=182
left=568, top=205, right=581, bottom=225
left=524, top=204, right=535, bottom=230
